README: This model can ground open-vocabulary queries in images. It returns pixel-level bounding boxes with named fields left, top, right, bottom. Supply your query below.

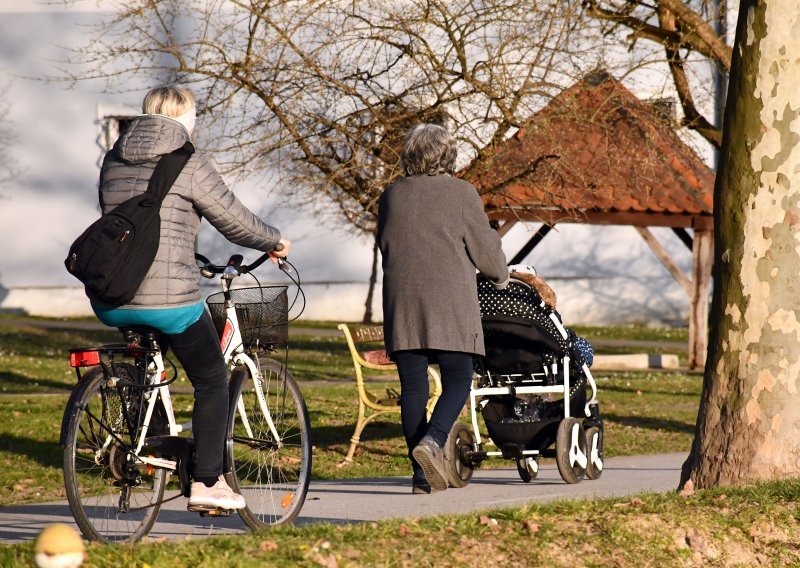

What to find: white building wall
left=0, top=4, right=727, bottom=325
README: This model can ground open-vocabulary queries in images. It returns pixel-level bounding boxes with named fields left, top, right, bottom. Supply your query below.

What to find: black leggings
left=165, top=311, right=229, bottom=479
left=393, top=349, right=473, bottom=470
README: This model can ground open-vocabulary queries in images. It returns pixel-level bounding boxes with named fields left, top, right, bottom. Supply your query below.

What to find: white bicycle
left=61, top=250, right=311, bottom=543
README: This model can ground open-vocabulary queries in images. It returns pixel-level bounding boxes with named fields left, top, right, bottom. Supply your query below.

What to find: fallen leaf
left=685, top=528, right=707, bottom=553
left=309, top=552, right=338, bottom=568
left=679, top=479, right=695, bottom=497
left=259, top=540, right=278, bottom=552
left=523, top=521, right=540, bottom=534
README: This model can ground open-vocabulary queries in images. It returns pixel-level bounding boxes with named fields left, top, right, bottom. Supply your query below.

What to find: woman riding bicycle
left=87, top=84, right=290, bottom=512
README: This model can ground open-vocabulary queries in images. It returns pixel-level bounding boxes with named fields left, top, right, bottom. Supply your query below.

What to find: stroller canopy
left=478, top=278, right=571, bottom=374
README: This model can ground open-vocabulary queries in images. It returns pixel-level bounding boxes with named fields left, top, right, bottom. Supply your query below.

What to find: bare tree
left=66, top=0, right=592, bottom=321
left=677, top=0, right=800, bottom=489
left=0, top=87, right=18, bottom=192
left=582, top=0, right=731, bottom=149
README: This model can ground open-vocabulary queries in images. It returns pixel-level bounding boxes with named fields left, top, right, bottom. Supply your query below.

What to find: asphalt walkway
left=0, top=453, right=686, bottom=544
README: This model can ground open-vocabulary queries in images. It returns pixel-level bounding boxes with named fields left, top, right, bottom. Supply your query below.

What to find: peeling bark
left=681, top=1, right=800, bottom=489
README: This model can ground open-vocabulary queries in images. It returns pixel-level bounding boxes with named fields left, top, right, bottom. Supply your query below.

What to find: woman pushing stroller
left=378, top=123, right=509, bottom=493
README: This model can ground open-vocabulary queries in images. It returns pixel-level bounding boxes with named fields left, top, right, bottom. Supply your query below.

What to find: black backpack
left=65, top=142, right=194, bottom=306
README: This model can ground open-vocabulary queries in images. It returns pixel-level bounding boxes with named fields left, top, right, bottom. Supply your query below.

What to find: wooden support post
left=671, top=227, right=694, bottom=251
left=688, top=227, right=713, bottom=370
left=509, top=224, right=553, bottom=265
left=495, top=220, right=517, bottom=237
left=634, top=227, right=693, bottom=296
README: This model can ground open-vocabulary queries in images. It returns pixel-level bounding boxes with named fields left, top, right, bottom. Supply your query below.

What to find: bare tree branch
left=65, top=0, right=587, bottom=236
left=582, top=0, right=726, bottom=148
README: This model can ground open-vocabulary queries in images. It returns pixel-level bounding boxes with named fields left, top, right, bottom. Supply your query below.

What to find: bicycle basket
left=206, top=286, right=289, bottom=350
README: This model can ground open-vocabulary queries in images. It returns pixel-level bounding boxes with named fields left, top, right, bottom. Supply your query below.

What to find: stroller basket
left=206, top=286, right=288, bottom=350
left=481, top=397, right=562, bottom=449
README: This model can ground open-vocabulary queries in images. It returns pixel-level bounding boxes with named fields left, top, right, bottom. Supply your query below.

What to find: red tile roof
left=461, top=71, right=714, bottom=226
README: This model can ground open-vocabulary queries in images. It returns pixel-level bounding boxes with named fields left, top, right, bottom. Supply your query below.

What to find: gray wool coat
left=378, top=174, right=509, bottom=357
left=95, top=115, right=281, bottom=308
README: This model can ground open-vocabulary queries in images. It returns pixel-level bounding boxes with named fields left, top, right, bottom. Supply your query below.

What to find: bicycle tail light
left=69, top=350, right=100, bottom=368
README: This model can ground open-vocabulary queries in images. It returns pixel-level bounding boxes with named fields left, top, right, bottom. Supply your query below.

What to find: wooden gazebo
left=462, top=70, right=714, bottom=369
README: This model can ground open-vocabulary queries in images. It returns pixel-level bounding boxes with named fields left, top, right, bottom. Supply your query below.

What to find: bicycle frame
left=116, top=267, right=283, bottom=476
left=217, top=273, right=283, bottom=448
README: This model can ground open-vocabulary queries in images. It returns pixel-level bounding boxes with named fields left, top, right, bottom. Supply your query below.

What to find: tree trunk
left=362, top=234, right=379, bottom=324
left=681, top=1, right=800, bottom=489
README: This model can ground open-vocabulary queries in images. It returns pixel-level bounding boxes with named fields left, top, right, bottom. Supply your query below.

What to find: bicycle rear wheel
left=227, top=356, right=311, bottom=528
left=63, top=365, right=168, bottom=543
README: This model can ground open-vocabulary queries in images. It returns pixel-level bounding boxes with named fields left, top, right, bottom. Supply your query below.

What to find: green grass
left=0, top=371, right=699, bottom=503
left=571, top=324, right=689, bottom=343
left=0, top=373, right=700, bottom=505
left=2, top=479, right=798, bottom=567
left=3, top=318, right=795, bottom=567
left=0, top=319, right=701, bottom=506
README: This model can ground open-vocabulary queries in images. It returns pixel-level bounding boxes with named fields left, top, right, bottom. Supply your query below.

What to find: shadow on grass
left=602, top=413, right=694, bottom=434
left=599, top=384, right=700, bottom=397
left=0, top=372, right=72, bottom=392
left=0, top=328, right=118, bottom=359
left=0, top=433, right=62, bottom=469
left=287, top=338, right=351, bottom=354
left=312, top=422, right=404, bottom=449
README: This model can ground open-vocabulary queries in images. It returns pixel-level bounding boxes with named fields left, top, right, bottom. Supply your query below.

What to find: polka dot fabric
left=477, top=278, right=571, bottom=354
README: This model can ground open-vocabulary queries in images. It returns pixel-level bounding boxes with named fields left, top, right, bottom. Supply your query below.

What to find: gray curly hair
left=401, top=123, right=457, bottom=176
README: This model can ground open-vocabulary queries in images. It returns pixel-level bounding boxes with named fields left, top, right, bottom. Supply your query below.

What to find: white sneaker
left=188, top=475, right=246, bottom=511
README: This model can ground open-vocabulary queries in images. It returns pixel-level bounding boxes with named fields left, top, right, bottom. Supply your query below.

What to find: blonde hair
left=142, top=85, right=195, bottom=118
left=402, top=123, right=457, bottom=176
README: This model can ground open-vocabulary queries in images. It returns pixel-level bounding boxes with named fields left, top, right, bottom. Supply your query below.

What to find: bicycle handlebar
left=195, top=242, right=304, bottom=320
left=195, top=243, right=285, bottom=278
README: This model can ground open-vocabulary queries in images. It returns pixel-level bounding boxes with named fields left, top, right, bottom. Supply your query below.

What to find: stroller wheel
left=585, top=426, right=604, bottom=480
left=555, top=417, right=587, bottom=484
left=516, top=457, right=539, bottom=483
left=445, top=421, right=475, bottom=488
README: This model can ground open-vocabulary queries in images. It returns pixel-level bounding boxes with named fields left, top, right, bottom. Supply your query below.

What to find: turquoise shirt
left=92, top=302, right=205, bottom=335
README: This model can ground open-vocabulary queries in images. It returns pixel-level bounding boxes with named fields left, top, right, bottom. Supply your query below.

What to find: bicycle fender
left=59, top=378, right=94, bottom=447
left=226, top=366, right=248, bottom=423
left=224, top=365, right=249, bottom=473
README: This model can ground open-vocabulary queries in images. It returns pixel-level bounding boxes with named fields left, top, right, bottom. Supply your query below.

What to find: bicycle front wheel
left=227, top=356, right=311, bottom=528
left=63, top=365, right=167, bottom=543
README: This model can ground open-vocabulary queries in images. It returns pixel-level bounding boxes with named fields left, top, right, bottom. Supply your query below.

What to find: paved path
left=0, top=453, right=685, bottom=544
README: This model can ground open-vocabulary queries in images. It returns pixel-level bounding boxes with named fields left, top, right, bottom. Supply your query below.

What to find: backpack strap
left=145, top=141, right=195, bottom=203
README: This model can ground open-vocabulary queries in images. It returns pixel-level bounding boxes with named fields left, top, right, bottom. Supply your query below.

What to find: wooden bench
left=338, top=323, right=442, bottom=463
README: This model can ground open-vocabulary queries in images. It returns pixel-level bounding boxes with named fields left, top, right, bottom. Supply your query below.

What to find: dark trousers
left=166, top=311, right=229, bottom=479
left=393, top=349, right=473, bottom=471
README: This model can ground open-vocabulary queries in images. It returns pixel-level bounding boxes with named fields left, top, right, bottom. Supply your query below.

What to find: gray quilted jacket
left=95, top=114, right=281, bottom=308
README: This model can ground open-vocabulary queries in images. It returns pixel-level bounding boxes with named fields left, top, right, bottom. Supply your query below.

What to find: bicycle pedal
left=196, top=508, right=232, bottom=517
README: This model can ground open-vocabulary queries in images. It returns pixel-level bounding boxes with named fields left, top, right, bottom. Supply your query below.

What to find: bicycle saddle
left=120, top=327, right=161, bottom=348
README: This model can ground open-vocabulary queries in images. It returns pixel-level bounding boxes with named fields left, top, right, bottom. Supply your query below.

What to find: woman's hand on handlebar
left=269, top=238, right=291, bottom=264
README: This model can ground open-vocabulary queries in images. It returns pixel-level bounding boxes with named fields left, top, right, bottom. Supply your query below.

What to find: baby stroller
left=444, top=272, right=604, bottom=486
